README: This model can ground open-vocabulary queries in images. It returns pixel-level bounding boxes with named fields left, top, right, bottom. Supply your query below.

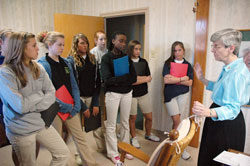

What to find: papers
left=170, top=62, right=188, bottom=77
left=214, top=150, right=250, bottom=166
left=113, top=55, right=129, bottom=76
left=56, top=85, right=74, bottom=121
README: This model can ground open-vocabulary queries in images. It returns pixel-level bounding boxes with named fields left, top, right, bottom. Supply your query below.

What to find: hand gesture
left=192, top=101, right=209, bottom=117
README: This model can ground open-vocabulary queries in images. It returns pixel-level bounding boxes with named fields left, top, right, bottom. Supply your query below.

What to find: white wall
left=1, top=0, right=249, bottom=152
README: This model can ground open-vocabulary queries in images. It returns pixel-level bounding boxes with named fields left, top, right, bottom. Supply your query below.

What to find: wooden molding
left=189, top=0, right=210, bottom=148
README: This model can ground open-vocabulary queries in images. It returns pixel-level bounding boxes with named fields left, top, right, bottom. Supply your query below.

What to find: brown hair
left=165, top=41, right=185, bottom=67
left=127, top=40, right=141, bottom=58
left=4, top=32, right=40, bottom=87
left=37, top=31, right=64, bottom=49
left=69, top=33, right=95, bottom=67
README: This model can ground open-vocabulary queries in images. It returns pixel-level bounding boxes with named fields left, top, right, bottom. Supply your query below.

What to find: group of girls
left=0, top=28, right=195, bottom=166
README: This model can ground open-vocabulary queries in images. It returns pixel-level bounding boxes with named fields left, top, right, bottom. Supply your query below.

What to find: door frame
left=100, top=8, right=149, bottom=61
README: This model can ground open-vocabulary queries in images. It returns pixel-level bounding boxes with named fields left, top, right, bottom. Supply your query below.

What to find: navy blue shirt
left=162, top=59, right=193, bottom=102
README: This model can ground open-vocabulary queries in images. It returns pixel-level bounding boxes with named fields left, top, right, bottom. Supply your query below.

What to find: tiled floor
left=0, top=129, right=199, bottom=166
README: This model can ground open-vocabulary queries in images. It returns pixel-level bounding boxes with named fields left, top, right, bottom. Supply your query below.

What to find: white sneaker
left=130, top=137, right=141, bottom=148
left=75, top=153, right=82, bottom=165
left=145, top=134, right=160, bottom=142
left=110, top=156, right=123, bottom=165
left=181, top=150, right=191, bottom=160
left=125, top=153, right=134, bottom=160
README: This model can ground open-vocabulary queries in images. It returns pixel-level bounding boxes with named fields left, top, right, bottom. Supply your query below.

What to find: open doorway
left=106, top=15, right=145, bottom=58
left=105, top=14, right=146, bottom=130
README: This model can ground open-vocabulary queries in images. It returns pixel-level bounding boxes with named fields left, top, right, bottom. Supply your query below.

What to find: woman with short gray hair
left=192, top=28, right=250, bottom=166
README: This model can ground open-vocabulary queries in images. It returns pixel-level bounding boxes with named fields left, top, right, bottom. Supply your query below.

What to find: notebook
left=133, top=62, right=146, bottom=76
left=170, top=62, right=188, bottom=77
left=41, top=101, right=60, bottom=127
left=113, top=55, right=129, bottom=76
left=56, top=85, right=74, bottom=121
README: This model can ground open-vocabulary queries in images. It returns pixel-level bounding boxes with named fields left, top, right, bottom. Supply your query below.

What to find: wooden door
left=54, top=13, right=104, bottom=58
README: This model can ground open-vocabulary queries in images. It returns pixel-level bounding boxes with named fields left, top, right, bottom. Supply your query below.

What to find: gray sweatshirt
left=0, top=63, right=56, bottom=136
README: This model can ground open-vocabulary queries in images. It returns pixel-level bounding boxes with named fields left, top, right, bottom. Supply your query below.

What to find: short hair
left=37, top=31, right=64, bottom=49
left=108, top=31, right=126, bottom=51
left=210, top=28, right=242, bottom=55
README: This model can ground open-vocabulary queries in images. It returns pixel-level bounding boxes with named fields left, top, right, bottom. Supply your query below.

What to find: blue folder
left=113, top=55, right=130, bottom=76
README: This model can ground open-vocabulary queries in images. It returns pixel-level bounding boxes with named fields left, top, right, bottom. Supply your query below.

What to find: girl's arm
left=0, top=68, right=44, bottom=114
left=66, top=60, right=81, bottom=116
left=35, top=64, right=56, bottom=112
left=133, top=76, right=151, bottom=85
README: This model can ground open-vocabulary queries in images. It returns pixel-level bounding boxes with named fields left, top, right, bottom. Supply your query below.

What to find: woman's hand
left=194, top=63, right=204, bottom=80
left=92, top=106, right=99, bottom=116
left=83, top=109, right=90, bottom=118
left=192, top=101, right=210, bottom=117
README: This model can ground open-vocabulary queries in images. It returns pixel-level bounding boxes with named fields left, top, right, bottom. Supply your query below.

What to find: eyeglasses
left=211, top=44, right=224, bottom=49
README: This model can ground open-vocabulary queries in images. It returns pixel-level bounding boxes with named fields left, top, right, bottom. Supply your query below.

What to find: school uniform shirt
left=90, top=46, right=108, bottom=70
left=38, top=55, right=81, bottom=116
left=132, top=57, right=150, bottom=97
left=162, top=59, right=193, bottom=103
left=101, top=51, right=137, bottom=94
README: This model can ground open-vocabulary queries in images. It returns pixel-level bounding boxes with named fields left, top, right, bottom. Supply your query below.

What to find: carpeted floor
left=0, top=129, right=199, bottom=166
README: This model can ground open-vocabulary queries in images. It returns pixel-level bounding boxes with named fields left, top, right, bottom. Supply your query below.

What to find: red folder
left=170, top=62, right=188, bottom=77
left=56, top=85, right=74, bottom=121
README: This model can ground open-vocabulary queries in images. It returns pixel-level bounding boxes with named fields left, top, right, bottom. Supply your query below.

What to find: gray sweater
left=0, top=63, right=56, bottom=136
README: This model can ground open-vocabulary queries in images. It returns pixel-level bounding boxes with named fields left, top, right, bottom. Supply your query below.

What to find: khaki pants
left=81, top=96, right=106, bottom=152
left=105, top=91, right=132, bottom=158
left=53, top=113, right=97, bottom=166
left=6, top=126, right=69, bottom=166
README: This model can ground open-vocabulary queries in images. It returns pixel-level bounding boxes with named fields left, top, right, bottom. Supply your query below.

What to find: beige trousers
left=6, top=126, right=69, bottom=166
left=53, top=113, right=97, bottom=166
left=81, top=96, right=106, bottom=152
left=105, top=91, right=132, bottom=158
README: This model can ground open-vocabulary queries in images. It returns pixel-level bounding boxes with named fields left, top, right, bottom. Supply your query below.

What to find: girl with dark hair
left=0, top=31, right=69, bottom=165
left=162, top=41, right=193, bottom=160
left=101, top=31, right=137, bottom=165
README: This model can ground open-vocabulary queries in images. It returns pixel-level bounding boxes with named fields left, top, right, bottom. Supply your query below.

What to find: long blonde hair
left=4, top=32, right=40, bottom=87
left=69, top=33, right=95, bottom=67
